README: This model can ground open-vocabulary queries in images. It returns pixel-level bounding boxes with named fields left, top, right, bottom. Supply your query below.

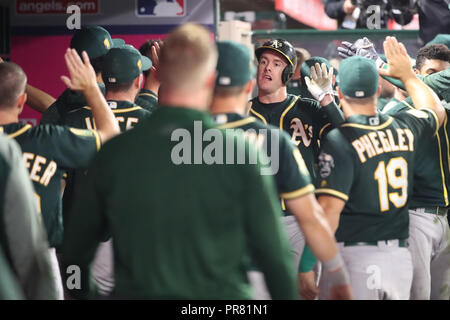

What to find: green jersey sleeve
left=399, top=108, right=439, bottom=138
left=45, top=125, right=101, bottom=169
left=277, top=131, right=315, bottom=199
left=135, top=89, right=158, bottom=113
left=422, top=68, right=450, bottom=102
left=315, top=130, right=354, bottom=202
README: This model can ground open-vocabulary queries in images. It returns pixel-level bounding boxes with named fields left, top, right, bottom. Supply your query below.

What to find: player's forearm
left=320, top=98, right=345, bottom=129
left=402, top=73, right=445, bottom=126
left=288, top=196, right=339, bottom=263
left=83, top=85, right=120, bottom=142
left=25, top=84, right=56, bottom=113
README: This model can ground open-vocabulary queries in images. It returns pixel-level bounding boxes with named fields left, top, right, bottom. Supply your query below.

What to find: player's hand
left=298, top=271, right=319, bottom=300
left=144, top=41, right=162, bottom=93
left=61, top=48, right=98, bottom=92
left=378, top=36, right=415, bottom=81
left=338, top=37, right=384, bottom=66
left=329, top=284, right=353, bottom=300
left=304, top=62, right=334, bottom=103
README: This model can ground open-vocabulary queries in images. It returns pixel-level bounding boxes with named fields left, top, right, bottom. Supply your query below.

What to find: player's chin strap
left=322, top=253, right=351, bottom=287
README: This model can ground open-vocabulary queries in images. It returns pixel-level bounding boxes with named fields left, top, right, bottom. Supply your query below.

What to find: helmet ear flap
left=282, top=65, right=294, bottom=84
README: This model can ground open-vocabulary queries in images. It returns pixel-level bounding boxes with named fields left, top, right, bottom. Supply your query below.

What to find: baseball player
left=39, top=26, right=158, bottom=125
left=250, top=39, right=342, bottom=179
left=211, top=40, right=352, bottom=300
left=339, top=38, right=450, bottom=299
left=138, top=39, right=161, bottom=112
left=382, top=44, right=450, bottom=300
left=62, top=23, right=298, bottom=300
left=315, top=37, right=446, bottom=300
left=250, top=39, right=344, bottom=288
left=61, top=44, right=153, bottom=296
left=0, top=51, right=120, bottom=297
left=0, top=134, right=58, bottom=299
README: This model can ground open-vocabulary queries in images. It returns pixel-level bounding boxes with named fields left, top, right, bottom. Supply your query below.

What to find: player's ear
left=205, top=71, right=217, bottom=89
left=376, top=85, right=382, bottom=97
left=16, top=92, right=27, bottom=114
left=245, top=79, right=255, bottom=94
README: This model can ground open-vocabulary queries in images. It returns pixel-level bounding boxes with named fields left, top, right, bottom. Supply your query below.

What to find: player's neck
left=258, top=87, right=287, bottom=104
left=158, top=86, right=210, bottom=111
left=0, top=110, right=19, bottom=125
left=210, top=96, right=246, bottom=116
left=342, top=103, right=378, bottom=118
left=105, top=91, right=137, bottom=104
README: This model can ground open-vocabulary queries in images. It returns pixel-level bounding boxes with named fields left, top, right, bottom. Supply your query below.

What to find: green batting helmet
left=255, top=39, right=297, bottom=84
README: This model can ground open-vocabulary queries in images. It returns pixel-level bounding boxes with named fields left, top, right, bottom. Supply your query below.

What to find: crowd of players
left=0, top=22, right=449, bottom=300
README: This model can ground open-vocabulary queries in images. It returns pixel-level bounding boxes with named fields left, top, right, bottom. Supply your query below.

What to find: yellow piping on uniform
left=7, top=124, right=32, bottom=138
left=436, top=132, right=449, bottom=206
left=421, top=108, right=440, bottom=136
left=341, top=117, right=393, bottom=130
left=400, top=100, right=414, bottom=110
left=319, top=123, right=331, bottom=139
left=281, top=184, right=315, bottom=200
left=91, top=130, right=102, bottom=151
left=315, top=188, right=349, bottom=201
left=83, top=106, right=143, bottom=113
left=445, top=117, right=450, bottom=190
left=217, top=117, right=257, bottom=129
left=138, top=92, right=158, bottom=99
left=249, top=108, right=267, bottom=124
left=279, top=96, right=299, bottom=129
left=281, top=198, right=286, bottom=211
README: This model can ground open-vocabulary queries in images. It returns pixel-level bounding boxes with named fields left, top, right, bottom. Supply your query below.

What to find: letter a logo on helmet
left=255, top=38, right=297, bottom=84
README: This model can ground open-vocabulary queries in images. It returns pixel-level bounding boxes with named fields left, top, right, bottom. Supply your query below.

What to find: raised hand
left=378, top=36, right=414, bottom=81
left=304, top=62, right=334, bottom=102
left=61, top=48, right=97, bottom=92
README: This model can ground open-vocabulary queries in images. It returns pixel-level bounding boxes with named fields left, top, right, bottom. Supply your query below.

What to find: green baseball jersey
left=62, top=100, right=151, bottom=131
left=1, top=123, right=100, bottom=247
left=62, top=107, right=297, bottom=300
left=249, top=94, right=332, bottom=179
left=41, top=84, right=156, bottom=125
left=377, top=97, right=391, bottom=112
left=214, top=113, right=314, bottom=217
left=316, top=110, right=438, bottom=242
left=384, top=98, right=450, bottom=208
left=135, top=88, right=158, bottom=113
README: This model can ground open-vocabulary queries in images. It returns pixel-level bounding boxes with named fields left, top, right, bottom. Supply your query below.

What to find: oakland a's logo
left=104, top=38, right=111, bottom=49
left=318, top=152, right=334, bottom=179
left=290, top=118, right=312, bottom=147
left=271, top=40, right=283, bottom=49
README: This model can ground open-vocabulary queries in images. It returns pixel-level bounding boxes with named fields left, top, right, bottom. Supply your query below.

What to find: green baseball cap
left=339, top=56, right=378, bottom=98
left=102, top=45, right=152, bottom=84
left=70, top=26, right=125, bottom=60
left=427, top=34, right=450, bottom=48
left=216, top=41, right=255, bottom=87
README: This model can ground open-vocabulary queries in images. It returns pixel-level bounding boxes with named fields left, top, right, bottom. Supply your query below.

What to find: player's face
left=257, top=51, right=287, bottom=93
left=417, top=59, right=450, bottom=76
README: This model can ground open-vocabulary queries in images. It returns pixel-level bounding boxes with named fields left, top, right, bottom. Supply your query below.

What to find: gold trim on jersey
left=445, top=117, right=450, bottom=204
left=138, top=92, right=158, bottom=99
left=341, top=117, right=393, bottom=130
left=319, top=123, right=331, bottom=139
left=281, top=184, right=315, bottom=200
left=217, top=117, right=257, bottom=129
left=421, top=108, right=440, bottom=137
left=435, top=123, right=449, bottom=206
left=400, top=100, right=414, bottom=110
left=279, top=96, right=299, bottom=129
left=249, top=108, right=267, bottom=124
left=83, top=106, right=143, bottom=113
left=7, top=124, right=32, bottom=138
left=315, top=188, right=349, bottom=201
left=91, top=130, right=101, bottom=151
left=281, top=198, right=286, bottom=211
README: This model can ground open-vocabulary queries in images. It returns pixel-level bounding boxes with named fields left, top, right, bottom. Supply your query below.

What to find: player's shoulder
left=0, top=134, right=22, bottom=165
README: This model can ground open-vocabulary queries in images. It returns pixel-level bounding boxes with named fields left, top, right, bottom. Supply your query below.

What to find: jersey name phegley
left=352, top=128, right=414, bottom=163
left=22, top=152, right=57, bottom=187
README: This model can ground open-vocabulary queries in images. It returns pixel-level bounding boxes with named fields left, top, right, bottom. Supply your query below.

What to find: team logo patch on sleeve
left=406, top=109, right=429, bottom=119
left=318, top=152, right=335, bottom=178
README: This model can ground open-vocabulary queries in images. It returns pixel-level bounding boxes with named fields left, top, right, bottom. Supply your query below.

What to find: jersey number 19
left=374, top=157, right=408, bottom=212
